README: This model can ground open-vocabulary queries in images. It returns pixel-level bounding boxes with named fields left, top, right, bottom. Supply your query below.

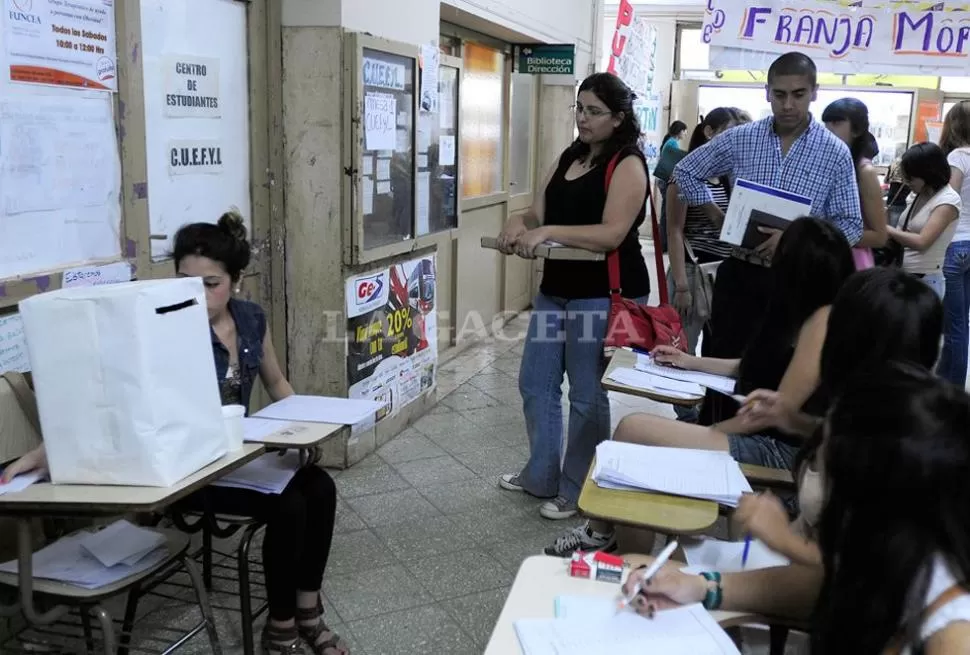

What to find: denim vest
left=211, top=299, right=266, bottom=414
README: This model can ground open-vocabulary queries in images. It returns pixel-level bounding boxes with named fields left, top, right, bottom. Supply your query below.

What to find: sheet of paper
left=632, top=353, right=737, bottom=395
left=377, top=181, right=391, bottom=195
left=417, top=154, right=428, bottom=169
left=362, top=175, right=375, bottom=215
left=62, top=261, right=132, bottom=288
left=242, top=417, right=294, bottom=443
left=0, top=313, right=30, bottom=374
left=396, top=129, right=410, bottom=153
left=720, top=179, right=812, bottom=247
left=683, top=538, right=790, bottom=573
left=362, top=157, right=374, bottom=176
left=79, top=520, right=166, bottom=568
left=439, top=135, right=456, bottom=166
left=416, top=171, right=430, bottom=236
left=376, top=158, right=391, bottom=181
left=608, top=367, right=704, bottom=399
left=417, top=114, right=432, bottom=152
left=211, top=451, right=301, bottom=495
left=554, top=595, right=618, bottom=622
left=364, top=93, right=396, bottom=152
left=420, top=43, right=440, bottom=114
left=0, top=471, right=43, bottom=496
left=253, top=394, right=381, bottom=426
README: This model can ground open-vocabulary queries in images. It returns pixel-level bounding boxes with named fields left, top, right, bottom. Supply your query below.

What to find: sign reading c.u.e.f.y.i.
left=704, top=0, right=970, bottom=72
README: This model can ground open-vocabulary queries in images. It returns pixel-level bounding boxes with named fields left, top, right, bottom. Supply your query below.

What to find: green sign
left=517, top=44, right=575, bottom=75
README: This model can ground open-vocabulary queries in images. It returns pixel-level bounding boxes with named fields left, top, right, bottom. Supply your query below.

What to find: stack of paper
left=516, top=602, right=740, bottom=655
left=683, top=538, right=789, bottom=573
left=0, top=471, right=44, bottom=496
left=253, top=395, right=381, bottom=426
left=242, top=417, right=295, bottom=443
left=210, top=452, right=300, bottom=495
left=607, top=367, right=704, bottom=399
left=593, top=441, right=752, bottom=507
left=632, top=352, right=739, bottom=397
left=0, top=521, right=169, bottom=589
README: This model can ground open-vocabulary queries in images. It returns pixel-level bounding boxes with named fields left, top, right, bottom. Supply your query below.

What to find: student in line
left=624, top=363, right=970, bottom=654
left=655, top=120, right=689, bottom=252
left=733, top=267, right=943, bottom=566
left=3, top=213, right=349, bottom=655
left=888, top=143, right=961, bottom=300
left=821, top=98, right=888, bottom=269
left=660, top=120, right=688, bottom=153
left=665, top=107, right=751, bottom=422
left=494, top=73, right=650, bottom=520
left=938, top=101, right=970, bottom=386
left=673, top=54, right=863, bottom=426
left=544, top=217, right=855, bottom=556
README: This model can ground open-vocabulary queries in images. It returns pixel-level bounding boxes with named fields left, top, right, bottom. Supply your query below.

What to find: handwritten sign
left=164, top=55, right=221, bottom=118
left=0, top=314, right=29, bottom=374
left=365, top=93, right=396, bottom=152
left=363, top=58, right=406, bottom=91
left=704, top=1, right=970, bottom=73
left=62, top=261, right=132, bottom=288
left=606, top=0, right=658, bottom=97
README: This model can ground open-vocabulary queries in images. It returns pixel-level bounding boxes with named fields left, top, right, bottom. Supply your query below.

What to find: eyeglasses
left=573, top=104, right=611, bottom=119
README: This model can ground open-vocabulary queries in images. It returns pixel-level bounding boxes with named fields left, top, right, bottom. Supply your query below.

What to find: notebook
left=632, top=352, right=738, bottom=396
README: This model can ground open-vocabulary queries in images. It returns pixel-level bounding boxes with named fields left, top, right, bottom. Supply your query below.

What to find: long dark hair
left=813, top=362, right=970, bottom=653
left=686, top=107, right=751, bottom=195
left=940, top=100, right=970, bottom=156
left=660, top=120, right=687, bottom=150
left=567, top=73, right=642, bottom=168
left=821, top=98, right=879, bottom=166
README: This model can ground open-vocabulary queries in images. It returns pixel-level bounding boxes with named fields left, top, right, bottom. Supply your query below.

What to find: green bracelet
left=700, top=571, right=723, bottom=610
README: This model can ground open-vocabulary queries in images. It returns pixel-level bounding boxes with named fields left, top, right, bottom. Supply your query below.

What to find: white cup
left=221, top=404, right=246, bottom=452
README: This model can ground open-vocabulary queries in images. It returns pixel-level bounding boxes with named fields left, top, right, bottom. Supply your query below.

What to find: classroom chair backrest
left=0, top=371, right=42, bottom=465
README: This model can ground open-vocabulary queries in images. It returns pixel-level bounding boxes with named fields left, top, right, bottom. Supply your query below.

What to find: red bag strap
left=605, top=153, right=669, bottom=305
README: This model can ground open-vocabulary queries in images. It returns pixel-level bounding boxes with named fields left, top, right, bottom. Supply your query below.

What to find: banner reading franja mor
left=5, top=0, right=117, bottom=91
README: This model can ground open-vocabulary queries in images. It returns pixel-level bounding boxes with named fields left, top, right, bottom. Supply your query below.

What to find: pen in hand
left=741, top=534, right=752, bottom=569
left=617, top=540, right=679, bottom=613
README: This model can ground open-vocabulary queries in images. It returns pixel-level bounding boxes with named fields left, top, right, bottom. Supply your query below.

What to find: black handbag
left=873, top=188, right=913, bottom=268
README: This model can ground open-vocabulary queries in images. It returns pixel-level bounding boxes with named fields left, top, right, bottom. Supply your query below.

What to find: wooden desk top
left=740, top=463, right=795, bottom=490
left=0, top=444, right=265, bottom=517
left=249, top=421, right=344, bottom=449
left=481, top=237, right=605, bottom=261
left=484, top=555, right=757, bottom=655
left=603, top=349, right=704, bottom=408
left=578, top=457, right=719, bottom=535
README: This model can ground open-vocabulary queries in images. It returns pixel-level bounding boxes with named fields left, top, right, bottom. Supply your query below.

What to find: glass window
left=941, top=77, right=970, bottom=93
left=678, top=28, right=709, bottom=74
left=425, top=65, right=459, bottom=234
left=461, top=42, right=505, bottom=198
left=509, top=72, right=535, bottom=196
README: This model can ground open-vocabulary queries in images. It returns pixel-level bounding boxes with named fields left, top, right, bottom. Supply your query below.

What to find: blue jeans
left=517, top=293, right=621, bottom=503
left=939, top=241, right=970, bottom=386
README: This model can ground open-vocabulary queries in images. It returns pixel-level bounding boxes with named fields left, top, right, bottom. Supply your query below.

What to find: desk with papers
left=603, top=349, right=707, bottom=406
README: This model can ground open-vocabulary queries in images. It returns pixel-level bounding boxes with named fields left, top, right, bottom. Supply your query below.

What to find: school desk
left=246, top=421, right=343, bottom=450
left=603, top=348, right=705, bottom=407
left=484, top=554, right=760, bottom=655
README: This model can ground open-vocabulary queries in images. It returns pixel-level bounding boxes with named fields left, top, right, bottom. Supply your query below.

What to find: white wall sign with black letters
left=169, top=140, right=224, bottom=175
left=164, top=55, right=221, bottom=118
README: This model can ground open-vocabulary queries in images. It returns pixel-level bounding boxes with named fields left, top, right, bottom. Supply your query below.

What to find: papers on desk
left=210, top=451, right=300, bottom=495
left=683, top=538, right=790, bottom=573
left=516, top=602, right=740, bottom=655
left=253, top=395, right=380, bottom=426
left=608, top=367, right=704, bottom=400
left=633, top=352, right=738, bottom=397
left=593, top=441, right=752, bottom=507
left=242, top=417, right=295, bottom=443
left=720, top=179, right=812, bottom=248
left=0, top=471, right=44, bottom=496
left=80, top=520, right=167, bottom=568
left=0, top=521, right=168, bottom=589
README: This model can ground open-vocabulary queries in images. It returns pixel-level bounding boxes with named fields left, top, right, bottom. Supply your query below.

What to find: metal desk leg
left=90, top=605, right=117, bottom=654
left=182, top=555, right=223, bottom=655
left=15, top=518, right=70, bottom=626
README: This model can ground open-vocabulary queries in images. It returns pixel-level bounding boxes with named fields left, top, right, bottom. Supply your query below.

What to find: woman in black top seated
left=495, top=73, right=651, bottom=521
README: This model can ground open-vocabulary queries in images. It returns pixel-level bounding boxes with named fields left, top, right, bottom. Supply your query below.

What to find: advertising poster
left=346, top=255, right=438, bottom=426
left=5, top=0, right=117, bottom=91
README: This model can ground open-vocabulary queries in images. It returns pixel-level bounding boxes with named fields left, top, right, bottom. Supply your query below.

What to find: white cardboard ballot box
left=18, top=278, right=227, bottom=486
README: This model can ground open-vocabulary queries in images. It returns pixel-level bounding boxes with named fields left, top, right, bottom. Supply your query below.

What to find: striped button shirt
left=672, top=116, right=863, bottom=246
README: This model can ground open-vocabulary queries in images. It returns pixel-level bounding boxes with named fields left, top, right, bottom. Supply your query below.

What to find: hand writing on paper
left=652, top=345, right=694, bottom=370
left=1, top=445, right=47, bottom=484
left=622, top=564, right=708, bottom=617
left=755, top=227, right=782, bottom=260
left=514, top=227, right=552, bottom=259
left=733, top=492, right=792, bottom=556
left=738, top=389, right=793, bottom=433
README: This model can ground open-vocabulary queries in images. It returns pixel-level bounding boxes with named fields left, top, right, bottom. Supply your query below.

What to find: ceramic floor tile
left=326, top=529, right=397, bottom=576
left=443, top=587, right=510, bottom=647
left=346, top=488, right=443, bottom=528
left=440, top=388, right=500, bottom=411
left=460, top=406, right=527, bottom=428
left=415, top=477, right=520, bottom=515
left=390, top=454, right=478, bottom=487
left=446, top=505, right=548, bottom=545
left=372, top=513, right=475, bottom=559
left=423, top=426, right=501, bottom=455
left=376, top=430, right=448, bottom=464
left=451, top=445, right=527, bottom=478
left=325, top=564, right=434, bottom=622
left=334, top=498, right=368, bottom=534
left=465, top=371, right=518, bottom=393
left=404, top=549, right=513, bottom=601
left=489, top=357, right=523, bottom=376
left=484, top=532, right=571, bottom=574
left=347, top=605, right=478, bottom=655
left=332, top=456, right=412, bottom=499
left=411, top=410, right=473, bottom=438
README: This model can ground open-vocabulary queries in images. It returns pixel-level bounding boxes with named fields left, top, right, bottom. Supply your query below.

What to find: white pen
left=617, top=540, right=679, bottom=613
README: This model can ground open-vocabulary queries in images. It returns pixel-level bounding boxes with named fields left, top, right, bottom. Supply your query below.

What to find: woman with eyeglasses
left=494, top=73, right=650, bottom=521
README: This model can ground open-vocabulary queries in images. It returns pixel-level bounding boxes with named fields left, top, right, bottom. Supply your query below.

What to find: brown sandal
left=261, top=624, right=305, bottom=655
left=296, top=598, right=349, bottom=655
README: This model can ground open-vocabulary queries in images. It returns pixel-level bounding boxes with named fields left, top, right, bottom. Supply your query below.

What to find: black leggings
left=182, top=465, right=338, bottom=621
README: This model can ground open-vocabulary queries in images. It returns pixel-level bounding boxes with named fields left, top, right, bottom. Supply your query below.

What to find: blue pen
left=627, top=345, right=651, bottom=357
left=741, top=534, right=752, bottom=569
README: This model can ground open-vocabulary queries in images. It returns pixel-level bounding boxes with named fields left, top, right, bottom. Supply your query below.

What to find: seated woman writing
left=4, top=212, right=347, bottom=655
left=546, top=217, right=856, bottom=557
left=623, top=363, right=970, bottom=654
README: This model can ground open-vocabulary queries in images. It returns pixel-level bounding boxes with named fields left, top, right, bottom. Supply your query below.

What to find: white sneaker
left=499, top=473, right=525, bottom=492
left=539, top=496, right=578, bottom=520
left=543, top=524, right=616, bottom=557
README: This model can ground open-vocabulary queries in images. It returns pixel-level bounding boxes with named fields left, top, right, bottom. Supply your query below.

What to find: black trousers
left=699, top=257, right=774, bottom=426
left=182, top=465, right=338, bottom=621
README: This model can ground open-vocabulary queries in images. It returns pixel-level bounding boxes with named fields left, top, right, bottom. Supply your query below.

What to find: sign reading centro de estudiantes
left=516, top=44, right=575, bottom=75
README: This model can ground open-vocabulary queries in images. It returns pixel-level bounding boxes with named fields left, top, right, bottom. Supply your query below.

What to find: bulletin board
left=140, top=0, right=251, bottom=261
left=425, top=62, right=459, bottom=235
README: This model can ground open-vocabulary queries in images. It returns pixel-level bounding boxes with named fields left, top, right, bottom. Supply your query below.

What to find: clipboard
left=480, top=237, right=605, bottom=262
left=740, top=209, right=792, bottom=250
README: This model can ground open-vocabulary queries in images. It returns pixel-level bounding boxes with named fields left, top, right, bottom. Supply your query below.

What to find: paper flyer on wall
left=346, top=255, right=438, bottom=429
left=5, top=0, right=118, bottom=91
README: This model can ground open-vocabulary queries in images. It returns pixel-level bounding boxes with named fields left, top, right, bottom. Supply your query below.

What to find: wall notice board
left=140, top=0, right=251, bottom=261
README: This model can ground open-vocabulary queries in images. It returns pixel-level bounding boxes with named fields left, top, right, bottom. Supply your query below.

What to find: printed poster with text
left=346, top=255, right=437, bottom=425
left=4, top=0, right=117, bottom=91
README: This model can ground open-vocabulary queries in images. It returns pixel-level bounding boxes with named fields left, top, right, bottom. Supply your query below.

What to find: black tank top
left=540, top=146, right=651, bottom=300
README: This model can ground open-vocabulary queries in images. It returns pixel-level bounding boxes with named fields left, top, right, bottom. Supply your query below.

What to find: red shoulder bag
left=603, top=154, right=689, bottom=355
